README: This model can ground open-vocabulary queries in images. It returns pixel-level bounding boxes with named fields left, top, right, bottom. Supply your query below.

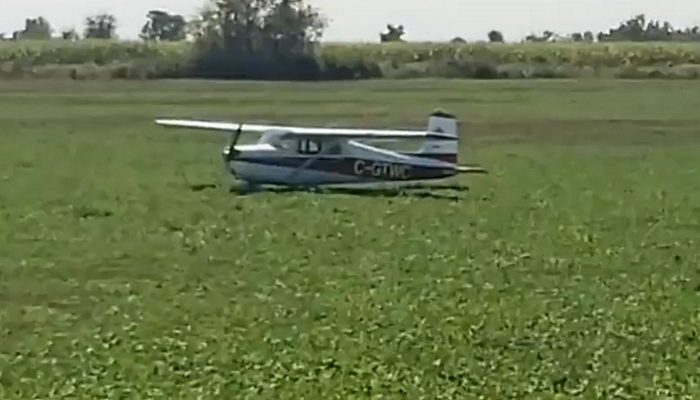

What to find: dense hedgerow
left=2, top=39, right=700, bottom=80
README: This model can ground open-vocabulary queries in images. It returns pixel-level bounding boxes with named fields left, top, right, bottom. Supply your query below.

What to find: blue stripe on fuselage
left=234, top=156, right=455, bottom=180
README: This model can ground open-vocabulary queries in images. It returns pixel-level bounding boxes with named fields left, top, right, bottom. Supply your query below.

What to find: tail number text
left=353, top=160, right=411, bottom=179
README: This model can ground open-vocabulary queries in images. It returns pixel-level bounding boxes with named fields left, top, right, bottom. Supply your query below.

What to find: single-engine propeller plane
left=155, top=110, right=486, bottom=190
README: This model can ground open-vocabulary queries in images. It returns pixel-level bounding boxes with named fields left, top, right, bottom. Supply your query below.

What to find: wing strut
left=284, top=146, right=333, bottom=184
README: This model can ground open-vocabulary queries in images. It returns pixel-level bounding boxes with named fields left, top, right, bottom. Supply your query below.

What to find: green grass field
left=2, top=79, right=700, bottom=398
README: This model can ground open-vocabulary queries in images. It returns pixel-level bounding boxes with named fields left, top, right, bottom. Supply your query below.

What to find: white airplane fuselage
left=154, top=109, right=487, bottom=187
left=224, top=140, right=459, bottom=186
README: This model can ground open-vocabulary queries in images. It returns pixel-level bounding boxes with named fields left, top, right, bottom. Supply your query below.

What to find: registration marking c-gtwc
left=353, top=160, right=411, bottom=179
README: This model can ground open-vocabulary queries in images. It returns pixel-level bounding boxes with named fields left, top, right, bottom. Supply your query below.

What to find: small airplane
left=155, top=110, right=486, bottom=190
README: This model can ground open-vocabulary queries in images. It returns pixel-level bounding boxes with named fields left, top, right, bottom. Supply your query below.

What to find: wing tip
left=456, top=165, right=487, bottom=174
left=154, top=118, right=185, bottom=125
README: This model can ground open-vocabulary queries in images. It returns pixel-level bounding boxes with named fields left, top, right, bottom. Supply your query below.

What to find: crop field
left=4, top=40, right=700, bottom=80
left=3, top=40, right=700, bottom=66
left=1, top=79, right=700, bottom=398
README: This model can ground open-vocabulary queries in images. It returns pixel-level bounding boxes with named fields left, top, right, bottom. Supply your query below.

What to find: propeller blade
left=223, top=124, right=243, bottom=161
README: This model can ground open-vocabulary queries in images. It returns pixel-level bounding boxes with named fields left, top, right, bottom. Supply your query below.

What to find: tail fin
left=412, top=110, right=459, bottom=164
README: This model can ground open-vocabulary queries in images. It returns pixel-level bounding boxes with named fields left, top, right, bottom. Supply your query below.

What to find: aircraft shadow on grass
left=188, top=182, right=470, bottom=201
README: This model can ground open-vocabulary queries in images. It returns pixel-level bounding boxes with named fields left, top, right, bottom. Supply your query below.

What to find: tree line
left=4, top=8, right=700, bottom=44
left=2, top=0, right=700, bottom=81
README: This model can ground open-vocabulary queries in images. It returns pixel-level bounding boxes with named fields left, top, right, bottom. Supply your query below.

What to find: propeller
left=220, top=123, right=244, bottom=191
left=222, top=123, right=243, bottom=163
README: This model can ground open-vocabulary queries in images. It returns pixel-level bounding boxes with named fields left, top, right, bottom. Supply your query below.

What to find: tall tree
left=379, top=24, right=405, bottom=42
left=61, top=28, right=80, bottom=41
left=84, top=14, right=117, bottom=39
left=262, top=0, right=326, bottom=55
left=13, top=17, right=52, bottom=40
left=140, top=10, right=187, bottom=41
left=487, top=30, right=504, bottom=43
left=187, top=0, right=328, bottom=79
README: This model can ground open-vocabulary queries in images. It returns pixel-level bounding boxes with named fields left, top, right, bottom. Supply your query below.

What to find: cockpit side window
left=325, top=142, right=342, bottom=155
left=297, top=139, right=322, bottom=154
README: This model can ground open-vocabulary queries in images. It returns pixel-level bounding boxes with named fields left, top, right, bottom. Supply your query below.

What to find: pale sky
left=2, top=0, right=700, bottom=42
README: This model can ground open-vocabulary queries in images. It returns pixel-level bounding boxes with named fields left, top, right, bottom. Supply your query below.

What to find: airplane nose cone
left=222, top=149, right=237, bottom=176
left=222, top=147, right=240, bottom=161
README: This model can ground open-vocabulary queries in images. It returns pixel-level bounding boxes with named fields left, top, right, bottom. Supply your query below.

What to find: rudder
left=413, top=110, right=459, bottom=164
left=427, top=110, right=458, bottom=137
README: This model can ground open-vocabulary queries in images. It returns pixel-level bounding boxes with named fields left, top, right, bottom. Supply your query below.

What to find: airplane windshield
left=275, top=138, right=295, bottom=150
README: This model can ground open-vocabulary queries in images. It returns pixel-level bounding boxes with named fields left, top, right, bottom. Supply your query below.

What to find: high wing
left=155, top=118, right=454, bottom=140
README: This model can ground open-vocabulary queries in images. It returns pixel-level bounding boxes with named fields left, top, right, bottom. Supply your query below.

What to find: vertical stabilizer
left=427, top=110, right=458, bottom=137
left=411, top=110, right=459, bottom=164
